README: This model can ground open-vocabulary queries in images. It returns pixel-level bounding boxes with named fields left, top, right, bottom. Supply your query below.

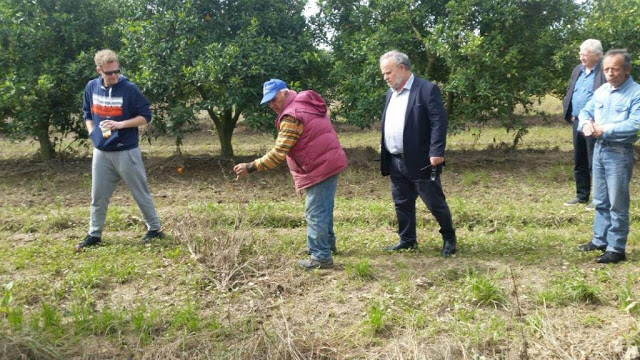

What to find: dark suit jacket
left=380, top=75, right=447, bottom=180
left=562, top=60, right=606, bottom=123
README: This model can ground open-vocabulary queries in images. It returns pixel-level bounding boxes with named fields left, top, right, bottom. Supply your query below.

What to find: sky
left=304, top=0, right=319, bottom=18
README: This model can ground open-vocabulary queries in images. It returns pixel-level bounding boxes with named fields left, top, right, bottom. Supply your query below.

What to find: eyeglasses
left=102, top=69, right=121, bottom=76
left=421, top=165, right=438, bottom=181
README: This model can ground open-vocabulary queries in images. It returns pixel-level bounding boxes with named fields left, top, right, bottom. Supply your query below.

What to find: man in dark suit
left=379, top=50, right=456, bottom=257
left=562, top=39, right=606, bottom=209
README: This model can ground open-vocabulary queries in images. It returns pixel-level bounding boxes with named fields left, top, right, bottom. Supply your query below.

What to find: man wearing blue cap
left=233, top=79, right=348, bottom=270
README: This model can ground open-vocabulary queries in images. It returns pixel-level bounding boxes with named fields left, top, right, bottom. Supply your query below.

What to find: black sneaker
left=596, top=251, right=626, bottom=264
left=141, top=230, right=164, bottom=244
left=384, top=241, right=418, bottom=252
left=75, top=235, right=101, bottom=252
left=577, top=241, right=607, bottom=252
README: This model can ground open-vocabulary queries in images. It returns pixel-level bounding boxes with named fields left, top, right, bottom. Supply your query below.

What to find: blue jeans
left=591, top=140, right=634, bottom=253
left=306, top=174, right=338, bottom=262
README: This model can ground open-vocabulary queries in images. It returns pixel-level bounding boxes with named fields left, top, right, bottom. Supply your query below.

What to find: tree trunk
left=217, top=122, right=234, bottom=158
left=446, top=91, right=455, bottom=120
left=36, top=118, right=54, bottom=161
left=425, top=52, right=436, bottom=80
left=207, top=107, right=237, bottom=158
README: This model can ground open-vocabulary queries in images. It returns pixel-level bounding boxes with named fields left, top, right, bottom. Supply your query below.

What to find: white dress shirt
left=384, top=74, right=414, bottom=154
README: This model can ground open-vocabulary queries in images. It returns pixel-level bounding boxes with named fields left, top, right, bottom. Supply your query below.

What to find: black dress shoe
left=384, top=242, right=417, bottom=252
left=577, top=241, right=607, bottom=252
left=441, top=238, right=457, bottom=258
left=441, top=247, right=456, bottom=257
left=596, top=251, right=626, bottom=264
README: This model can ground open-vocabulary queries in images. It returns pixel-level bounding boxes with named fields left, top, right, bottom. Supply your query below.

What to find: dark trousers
left=390, top=155, right=455, bottom=244
left=572, top=119, right=596, bottom=201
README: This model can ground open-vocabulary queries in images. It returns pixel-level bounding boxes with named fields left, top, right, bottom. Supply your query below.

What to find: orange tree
left=551, top=0, right=640, bottom=100
left=0, top=0, right=118, bottom=160
left=317, top=0, right=581, bottom=142
left=119, top=0, right=329, bottom=158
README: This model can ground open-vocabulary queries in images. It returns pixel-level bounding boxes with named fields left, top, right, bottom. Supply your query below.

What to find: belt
left=597, top=139, right=633, bottom=148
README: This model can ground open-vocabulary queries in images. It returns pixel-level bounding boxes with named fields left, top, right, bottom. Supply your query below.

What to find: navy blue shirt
left=83, top=75, right=152, bottom=151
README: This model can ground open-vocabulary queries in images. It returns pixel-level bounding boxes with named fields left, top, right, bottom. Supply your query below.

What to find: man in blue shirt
left=562, top=39, right=605, bottom=208
left=578, top=49, right=640, bottom=263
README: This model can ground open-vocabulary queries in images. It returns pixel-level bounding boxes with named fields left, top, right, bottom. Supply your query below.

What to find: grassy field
left=2, top=114, right=640, bottom=359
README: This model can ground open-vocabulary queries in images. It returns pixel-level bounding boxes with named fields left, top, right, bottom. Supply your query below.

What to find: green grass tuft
left=538, top=269, right=602, bottom=305
left=464, top=269, right=509, bottom=308
left=346, top=258, right=375, bottom=280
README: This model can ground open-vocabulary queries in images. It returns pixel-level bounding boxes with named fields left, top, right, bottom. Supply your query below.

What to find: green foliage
left=318, top=0, right=581, bottom=139
left=315, top=0, right=425, bottom=127
left=551, top=0, right=640, bottom=98
left=436, top=0, right=579, bottom=133
left=583, top=0, right=640, bottom=79
left=0, top=0, right=118, bottom=160
left=119, top=0, right=329, bottom=157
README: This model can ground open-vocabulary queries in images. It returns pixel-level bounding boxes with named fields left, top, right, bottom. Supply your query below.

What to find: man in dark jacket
left=379, top=50, right=456, bottom=257
left=562, top=39, right=606, bottom=209
left=75, top=49, right=162, bottom=252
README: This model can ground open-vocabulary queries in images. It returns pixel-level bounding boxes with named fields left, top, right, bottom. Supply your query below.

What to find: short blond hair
left=94, top=49, right=118, bottom=68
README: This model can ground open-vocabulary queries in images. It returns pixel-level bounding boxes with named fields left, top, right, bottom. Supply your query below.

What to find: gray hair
left=380, top=50, right=411, bottom=70
left=605, top=49, right=632, bottom=70
left=580, top=39, right=603, bottom=56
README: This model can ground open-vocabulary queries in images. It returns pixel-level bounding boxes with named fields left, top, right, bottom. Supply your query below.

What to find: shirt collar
left=581, top=59, right=601, bottom=75
left=581, top=65, right=594, bottom=76
left=613, top=76, right=634, bottom=91
left=394, top=73, right=414, bottom=95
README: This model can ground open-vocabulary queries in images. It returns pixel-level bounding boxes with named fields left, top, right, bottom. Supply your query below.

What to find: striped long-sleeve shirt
left=246, top=115, right=304, bottom=172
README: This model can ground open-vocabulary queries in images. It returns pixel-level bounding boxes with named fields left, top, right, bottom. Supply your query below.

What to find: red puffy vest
left=275, top=90, right=348, bottom=191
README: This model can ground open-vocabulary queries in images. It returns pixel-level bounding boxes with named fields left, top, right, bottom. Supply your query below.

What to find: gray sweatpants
left=89, top=147, right=161, bottom=237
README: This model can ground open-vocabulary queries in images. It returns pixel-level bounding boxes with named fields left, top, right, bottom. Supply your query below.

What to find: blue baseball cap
left=260, top=79, right=287, bottom=105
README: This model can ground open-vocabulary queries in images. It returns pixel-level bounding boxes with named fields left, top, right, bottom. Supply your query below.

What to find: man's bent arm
left=602, top=97, right=640, bottom=141
left=427, top=84, right=447, bottom=158
left=247, top=115, right=303, bottom=173
left=579, top=98, right=595, bottom=133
